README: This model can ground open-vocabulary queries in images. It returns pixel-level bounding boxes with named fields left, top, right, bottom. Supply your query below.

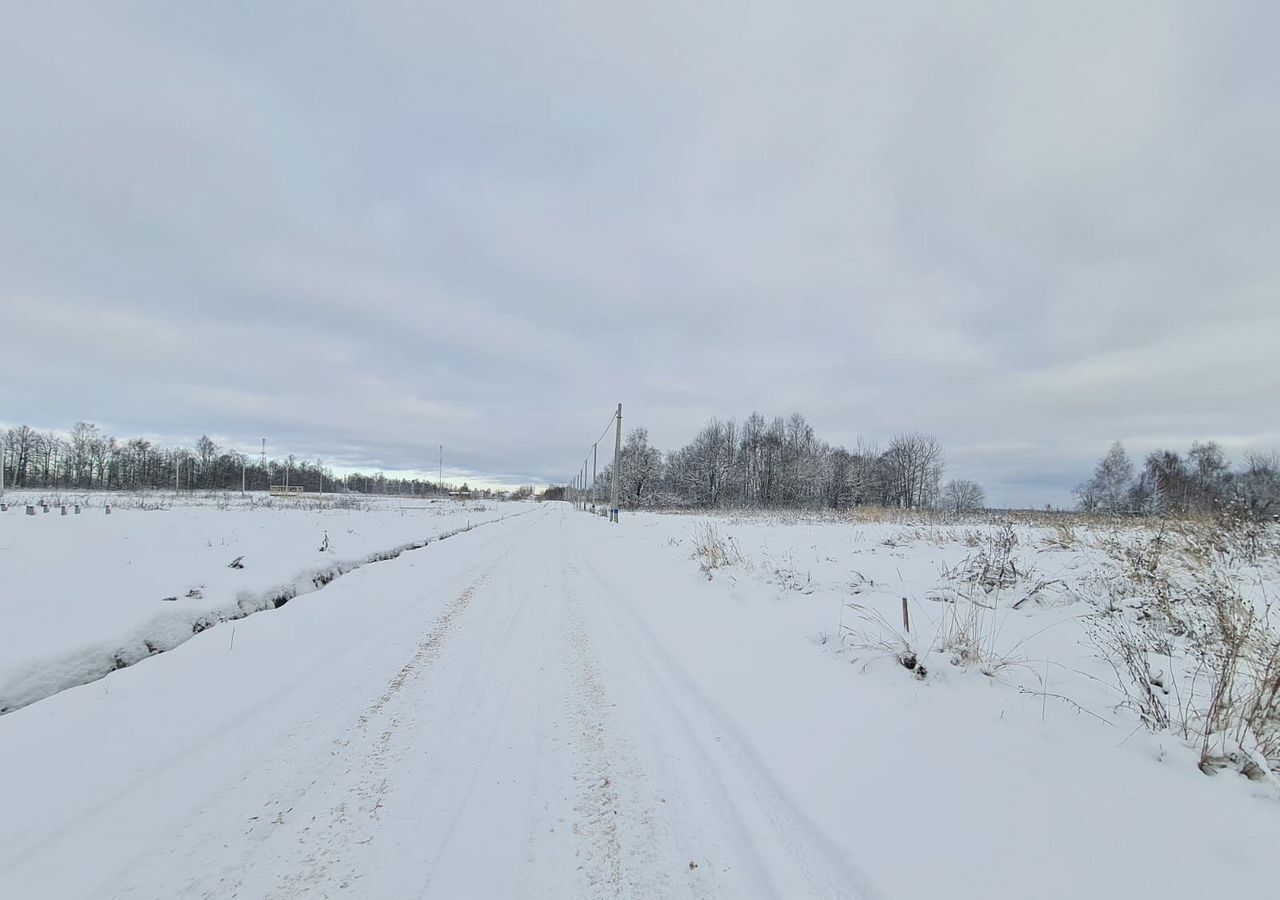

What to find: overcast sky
left=2, top=2, right=1276, bottom=504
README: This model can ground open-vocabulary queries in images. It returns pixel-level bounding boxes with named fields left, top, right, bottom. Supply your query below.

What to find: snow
left=0, top=491, right=533, bottom=712
left=0, top=503, right=1275, bottom=899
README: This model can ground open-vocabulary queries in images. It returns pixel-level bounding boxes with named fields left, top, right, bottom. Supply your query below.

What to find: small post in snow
left=902, top=597, right=910, bottom=633
left=105, top=504, right=112, bottom=515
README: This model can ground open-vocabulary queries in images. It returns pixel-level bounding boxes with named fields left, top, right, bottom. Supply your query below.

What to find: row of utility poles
left=170, top=438, right=326, bottom=495
left=568, top=403, right=622, bottom=523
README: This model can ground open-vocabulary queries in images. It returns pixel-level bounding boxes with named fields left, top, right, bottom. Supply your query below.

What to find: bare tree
left=880, top=432, right=944, bottom=509
left=942, top=478, right=986, bottom=513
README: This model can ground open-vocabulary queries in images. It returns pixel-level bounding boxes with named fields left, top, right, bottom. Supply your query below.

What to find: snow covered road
left=0, top=506, right=872, bottom=899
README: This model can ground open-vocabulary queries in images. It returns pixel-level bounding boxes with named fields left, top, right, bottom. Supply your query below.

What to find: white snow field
left=0, top=492, right=530, bottom=713
left=1, top=503, right=1276, bottom=899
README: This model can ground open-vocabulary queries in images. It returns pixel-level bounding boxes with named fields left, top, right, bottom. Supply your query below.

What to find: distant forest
left=583, top=413, right=984, bottom=513
left=0, top=422, right=475, bottom=497
left=1073, top=440, right=1279, bottom=518
left=582, top=413, right=1279, bottom=518
left=6, top=418, right=1276, bottom=517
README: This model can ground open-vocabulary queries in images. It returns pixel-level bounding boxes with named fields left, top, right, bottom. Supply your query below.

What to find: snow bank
left=0, top=493, right=535, bottom=712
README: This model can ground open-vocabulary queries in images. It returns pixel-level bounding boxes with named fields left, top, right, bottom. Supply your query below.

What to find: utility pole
left=439, top=444, right=443, bottom=497
left=592, top=443, right=598, bottom=512
left=241, top=456, right=246, bottom=493
left=261, top=439, right=266, bottom=492
left=611, top=403, right=622, bottom=522
left=317, top=458, right=323, bottom=494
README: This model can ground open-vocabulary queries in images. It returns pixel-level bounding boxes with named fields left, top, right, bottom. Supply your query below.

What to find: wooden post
left=902, top=597, right=910, bottom=633
left=26, top=505, right=35, bottom=516
left=61, top=505, right=67, bottom=516
left=106, top=504, right=112, bottom=515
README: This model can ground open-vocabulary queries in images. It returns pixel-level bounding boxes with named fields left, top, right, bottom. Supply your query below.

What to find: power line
left=569, top=403, right=622, bottom=522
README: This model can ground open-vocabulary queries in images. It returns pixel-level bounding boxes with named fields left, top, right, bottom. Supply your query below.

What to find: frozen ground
left=0, top=491, right=531, bottom=712
left=0, top=503, right=1276, bottom=899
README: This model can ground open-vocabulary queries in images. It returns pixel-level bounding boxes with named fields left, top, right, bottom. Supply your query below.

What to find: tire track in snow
left=560, top=559, right=708, bottom=900
left=568, top=535, right=882, bottom=900
left=563, top=572, right=627, bottom=896
left=263, top=564, right=501, bottom=898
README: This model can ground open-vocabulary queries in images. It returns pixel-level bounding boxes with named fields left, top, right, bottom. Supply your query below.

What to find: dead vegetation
left=690, top=522, right=743, bottom=578
left=1087, top=515, right=1280, bottom=779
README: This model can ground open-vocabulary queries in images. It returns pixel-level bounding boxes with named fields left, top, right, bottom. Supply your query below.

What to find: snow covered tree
left=619, top=428, right=663, bottom=508
left=1075, top=441, right=1134, bottom=513
left=666, top=419, right=737, bottom=507
left=1236, top=452, right=1280, bottom=518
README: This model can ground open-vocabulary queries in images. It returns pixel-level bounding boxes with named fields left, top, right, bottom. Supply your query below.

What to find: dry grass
left=1086, top=516, right=1280, bottom=778
left=689, top=522, right=744, bottom=578
left=839, top=603, right=925, bottom=677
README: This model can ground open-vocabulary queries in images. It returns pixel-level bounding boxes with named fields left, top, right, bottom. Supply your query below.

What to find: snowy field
left=1, top=502, right=1276, bottom=899
left=0, top=490, right=533, bottom=712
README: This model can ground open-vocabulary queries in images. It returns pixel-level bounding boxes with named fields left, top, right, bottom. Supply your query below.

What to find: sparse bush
left=940, top=524, right=1027, bottom=594
left=690, top=522, right=742, bottom=578
left=760, top=548, right=814, bottom=593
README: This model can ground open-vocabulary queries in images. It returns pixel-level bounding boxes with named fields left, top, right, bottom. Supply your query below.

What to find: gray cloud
left=2, top=1, right=1276, bottom=502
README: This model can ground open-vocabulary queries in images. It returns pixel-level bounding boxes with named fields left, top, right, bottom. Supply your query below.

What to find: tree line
left=0, top=422, right=466, bottom=496
left=582, top=413, right=987, bottom=512
left=1075, top=440, right=1279, bottom=518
